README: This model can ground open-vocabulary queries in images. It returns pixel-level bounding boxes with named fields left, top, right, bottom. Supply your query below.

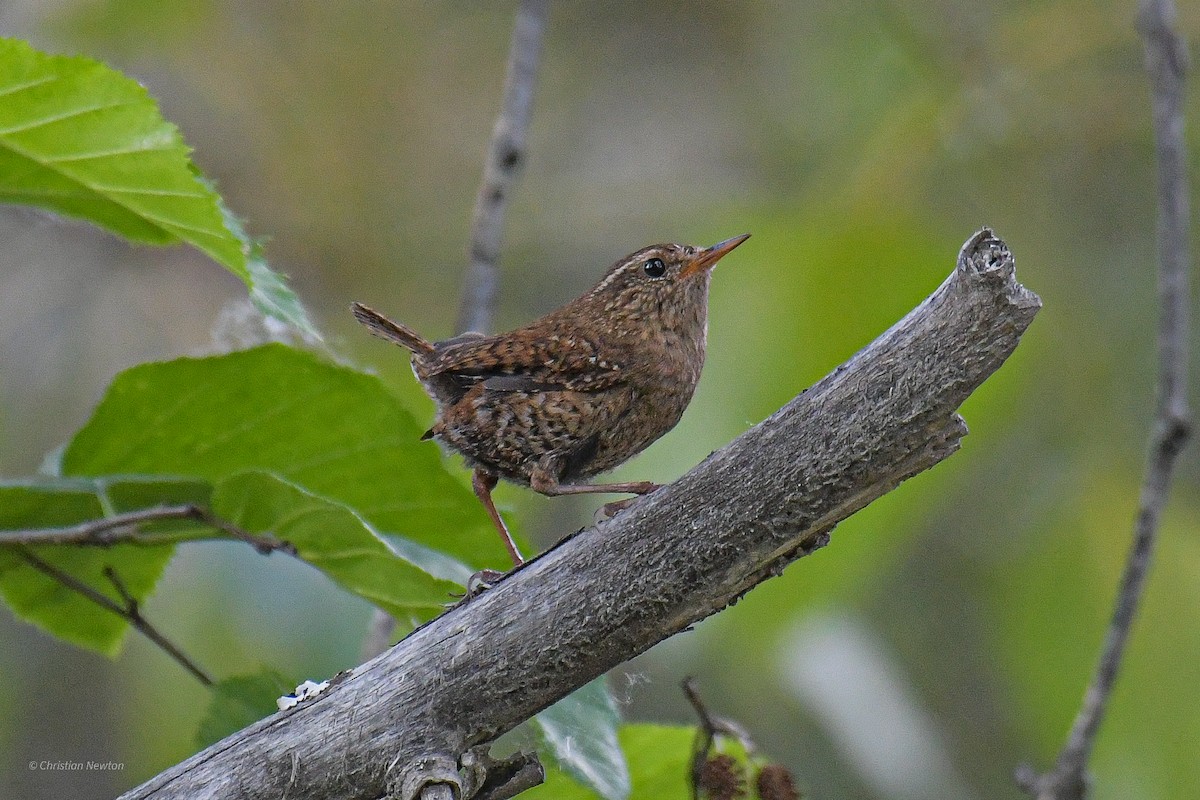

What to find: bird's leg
left=530, top=469, right=661, bottom=498
left=472, top=468, right=524, bottom=567
left=530, top=468, right=662, bottom=517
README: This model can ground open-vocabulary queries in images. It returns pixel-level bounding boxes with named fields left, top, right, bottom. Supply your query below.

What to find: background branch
left=5, top=505, right=295, bottom=689
left=118, top=229, right=1040, bottom=800
left=455, top=0, right=550, bottom=335
left=18, top=549, right=213, bottom=686
left=684, top=678, right=757, bottom=800
left=0, top=504, right=294, bottom=555
left=363, top=0, right=551, bottom=664
left=1017, top=2, right=1191, bottom=798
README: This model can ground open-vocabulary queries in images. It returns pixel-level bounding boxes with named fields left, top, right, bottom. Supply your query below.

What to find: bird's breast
left=570, top=330, right=703, bottom=474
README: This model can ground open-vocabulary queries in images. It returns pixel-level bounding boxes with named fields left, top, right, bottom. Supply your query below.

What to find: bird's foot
left=467, top=568, right=507, bottom=594
left=598, top=498, right=636, bottom=518
left=596, top=485, right=662, bottom=522
left=446, top=568, right=510, bottom=607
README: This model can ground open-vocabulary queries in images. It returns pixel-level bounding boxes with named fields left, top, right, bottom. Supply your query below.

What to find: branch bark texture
left=120, top=229, right=1040, bottom=800
left=1018, top=2, right=1191, bottom=798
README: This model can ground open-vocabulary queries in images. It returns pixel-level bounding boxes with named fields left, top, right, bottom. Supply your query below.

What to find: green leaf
left=213, top=471, right=465, bottom=616
left=534, top=679, right=630, bottom=800
left=61, top=344, right=514, bottom=569
left=524, top=724, right=702, bottom=800
left=0, top=476, right=210, bottom=654
left=195, top=667, right=294, bottom=748
left=0, top=37, right=315, bottom=334
left=211, top=186, right=318, bottom=336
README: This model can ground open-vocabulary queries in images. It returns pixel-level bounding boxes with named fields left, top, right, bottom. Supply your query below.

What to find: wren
left=352, top=233, right=749, bottom=566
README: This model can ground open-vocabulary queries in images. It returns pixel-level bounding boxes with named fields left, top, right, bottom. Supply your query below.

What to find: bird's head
left=582, top=234, right=750, bottom=330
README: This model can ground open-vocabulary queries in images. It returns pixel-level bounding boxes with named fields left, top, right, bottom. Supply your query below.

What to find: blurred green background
left=2, top=1, right=1198, bottom=798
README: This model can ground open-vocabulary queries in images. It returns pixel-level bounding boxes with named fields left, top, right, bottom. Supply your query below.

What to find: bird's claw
left=595, top=489, right=660, bottom=523
left=467, top=568, right=506, bottom=594
left=599, top=498, right=636, bottom=518
left=447, top=568, right=510, bottom=607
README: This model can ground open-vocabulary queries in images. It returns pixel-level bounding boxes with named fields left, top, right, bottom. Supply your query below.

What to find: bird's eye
left=642, top=258, right=666, bottom=278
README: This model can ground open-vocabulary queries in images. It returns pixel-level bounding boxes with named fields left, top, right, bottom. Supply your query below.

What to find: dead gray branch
left=121, top=229, right=1040, bottom=800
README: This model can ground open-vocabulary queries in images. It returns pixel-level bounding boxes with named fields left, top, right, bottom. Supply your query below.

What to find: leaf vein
left=92, top=185, right=210, bottom=199
left=0, top=100, right=142, bottom=136
left=45, top=144, right=178, bottom=164
left=195, top=387, right=330, bottom=455
left=0, top=75, right=57, bottom=98
left=0, top=133, right=230, bottom=261
left=285, top=436, right=412, bottom=474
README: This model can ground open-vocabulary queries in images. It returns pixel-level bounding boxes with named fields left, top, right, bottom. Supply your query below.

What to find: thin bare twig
left=1017, top=2, right=1191, bottom=798
left=361, top=605, right=400, bottom=662
left=683, top=678, right=757, bottom=800
left=455, top=0, right=550, bottom=335
left=0, top=504, right=295, bottom=556
left=684, top=678, right=720, bottom=800
left=18, top=549, right=214, bottom=686
left=7, top=504, right=295, bottom=688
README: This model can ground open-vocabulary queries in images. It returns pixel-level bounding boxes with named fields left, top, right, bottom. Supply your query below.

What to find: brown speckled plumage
left=352, top=234, right=749, bottom=565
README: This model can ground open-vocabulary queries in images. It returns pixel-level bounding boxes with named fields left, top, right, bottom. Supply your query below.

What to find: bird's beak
left=680, top=233, right=751, bottom=278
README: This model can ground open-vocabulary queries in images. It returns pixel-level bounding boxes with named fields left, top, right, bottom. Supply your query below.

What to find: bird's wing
left=423, top=333, right=624, bottom=393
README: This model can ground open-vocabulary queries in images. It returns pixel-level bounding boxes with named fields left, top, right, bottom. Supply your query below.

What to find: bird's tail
left=350, top=302, right=435, bottom=355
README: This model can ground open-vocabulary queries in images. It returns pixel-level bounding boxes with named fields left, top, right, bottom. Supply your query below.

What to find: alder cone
left=755, top=763, right=801, bottom=800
